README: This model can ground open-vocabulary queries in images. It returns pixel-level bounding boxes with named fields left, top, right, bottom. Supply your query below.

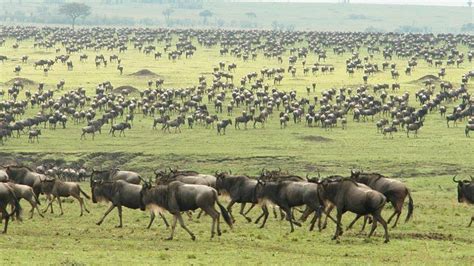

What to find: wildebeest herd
left=0, top=164, right=472, bottom=244
left=0, top=26, right=473, bottom=145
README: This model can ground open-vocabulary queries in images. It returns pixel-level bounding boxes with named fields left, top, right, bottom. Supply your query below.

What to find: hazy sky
left=241, top=0, right=468, bottom=6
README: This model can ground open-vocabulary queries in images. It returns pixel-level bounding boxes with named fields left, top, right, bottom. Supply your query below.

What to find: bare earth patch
left=300, top=136, right=333, bottom=142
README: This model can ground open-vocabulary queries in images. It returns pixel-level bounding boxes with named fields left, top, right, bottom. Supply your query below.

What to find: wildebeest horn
left=452, top=175, right=460, bottom=183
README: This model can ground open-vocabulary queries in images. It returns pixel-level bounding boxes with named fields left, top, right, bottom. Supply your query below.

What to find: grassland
left=0, top=33, right=473, bottom=264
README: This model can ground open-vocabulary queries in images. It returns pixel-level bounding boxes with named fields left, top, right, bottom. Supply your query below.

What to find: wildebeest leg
left=116, top=205, right=123, bottom=228
left=57, top=197, right=64, bottom=215
left=332, top=211, right=343, bottom=241
left=309, top=211, right=320, bottom=231
left=239, top=203, right=252, bottom=222
left=243, top=203, right=256, bottom=215
left=74, top=195, right=85, bottom=216
left=166, top=215, right=178, bottom=240
left=226, top=200, right=236, bottom=222
left=96, top=204, right=115, bottom=226
left=1, top=206, right=9, bottom=233
left=259, top=205, right=269, bottom=228
left=322, top=205, right=334, bottom=229
left=147, top=212, right=156, bottom=229
left=468, top=215, right=473, bottom=227
left=196, top=210, right=205, bottom=219
left=346, top=214, right=363, bottom=231
left=30, top=199, right=43, bottom=218
left=203, top=206, right=220, bottom=238
left=159, top=213, right=169, bottom=228
left=176, top=213, right=196, bottom=241
left=372, top=213, right=389, bottom=243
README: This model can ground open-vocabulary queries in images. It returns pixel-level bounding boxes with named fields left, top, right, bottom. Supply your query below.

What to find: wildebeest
left=0, top=182, right=22, bottom=233
left=217, top=119, right=232, bottom=135
left=155, top=169, right=216, bottom=188
left=4, top=182, right=43, bottom=219
left=41, top=178, right=90, bottom=216
left=0, top=169, right=8, bottom=182
left=4, top=165, right=45, bottom=197
left=453, top=175, right=474, bottom=227
left=91, top=179, right=167, bottom=228
left=139, top=181, right=233, bottom=240
left=28, top=129, right=41, bottom=143
left=91, top=168, right=141, bottom=184
left=465, top=124, right=474, bottom=137
left=235, top=114, right=253, bottom=129
left=254, top=179, right=323, bottom=232
left=109, top=122, right=131, bottom=137
left=350, top=171, right=413, bottom=228
left=316, top=177, right=390, bottom=243
left=215, top=172, right=258, bottom=222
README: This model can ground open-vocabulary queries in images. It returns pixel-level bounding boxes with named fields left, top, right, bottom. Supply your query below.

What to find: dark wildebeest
left=91, top=168, right=141, bottom=184
left=350, top=171, right=413, bottom=228
left=453, top=175, right=474, bottom=227
left=215, top=172, right=258, bottom=222
left=254, top=179, right=323, bottom=232
left=217, top=119, right=232, bottom=135
left=90, top=178, right=168, bottom=228
left=234, top=115, right=253, bottom=129
left=139, top=181, right=233, bottom=240
left=4, top=165, right=45, bottom=197
left=316, top=177, right=390, bottom=243
left=4, top=182, right=43, bottom=219
left=465, top=124, right=474, bottom=137
left=0, top=182, right=22, bottom=233
left=109, top=122, right=131, bottom=137
left=41, top=178, right=90, bottom=216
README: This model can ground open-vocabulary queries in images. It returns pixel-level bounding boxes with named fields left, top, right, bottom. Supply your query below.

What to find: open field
left=0, top=27, right=473, bottom=264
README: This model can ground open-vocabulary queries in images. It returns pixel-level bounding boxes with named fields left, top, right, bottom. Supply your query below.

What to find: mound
left=113, top=85, right=140, bottom=94
left=129, top=69, right=159, bottom=77
left=300, top=136, right=332, bottom=142
left=415, top=74, right=440, bottom=82
left=5, top=77, right=36, bottom=86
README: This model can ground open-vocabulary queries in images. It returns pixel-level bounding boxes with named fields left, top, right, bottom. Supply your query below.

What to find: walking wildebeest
left=350, top=171, right=413, bottom=228
left=109, top=122, right=131, bottom=137
left=91, top=168, right=141, bottom=184
left=217, top=119, right=232, bottom=135
left=3, top=165, right=45, bottom=197
left=41, top=178, right=90, bottom=216
left=139, top=181, right=233, bottom=240
left=215, top=172, right=258, bottom=222
left=4, top=182, right=43, bottom=219
left=0, top=182, right=22, bottom=233
left=316, top=177, right=390, bottom=243
left=254, top=179, right=323, bottom=232
left=453, top=175, right=474, bottom=227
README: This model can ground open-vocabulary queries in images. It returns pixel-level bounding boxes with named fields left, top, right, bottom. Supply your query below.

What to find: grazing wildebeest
left=217, top=119, right=232, bottom=135
left=139, top=181, right=233, bottom=240
left=215, top=172, right=258, bottom=222
left=453, top=175, right=474, bottom=227
left=4, top=182, right=43, bottom=219
left=0, top=182, right=22, bottom=233
left=466, top=124, right=474, bottom=137
left=235, top=114, right=253, bottom=129
left=41, top=178, right=90, bottom=216
left=91, top=177, right=168, bottom=229
left=117, top=64, right=124, bottom=75
left=91, top=168, right=141, bottom=184
left=4, top=165, right=44, bottom=197
left=28, top=129, right=41, bottom=143
left=109, top=122, right=131, bottom=137
left=316, top=177, right=390, bottom=243
left=254, top=179, right=323, bottom=232
left=350, top=171, right=413, bottom=228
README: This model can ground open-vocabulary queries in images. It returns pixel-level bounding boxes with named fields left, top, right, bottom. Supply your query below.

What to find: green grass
left=0, top=33, right=473, bottom=264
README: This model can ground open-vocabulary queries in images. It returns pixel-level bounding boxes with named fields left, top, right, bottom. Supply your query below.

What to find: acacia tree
left=468, top=0, right=473, bottom=7
left=199, top=9, right=213, bottom=25
left=59, top=2, right=91, bottom=30
left=163, top=8, right=174, bottom=24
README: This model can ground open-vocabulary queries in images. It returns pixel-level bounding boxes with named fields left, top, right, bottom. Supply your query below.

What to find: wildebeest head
left=453, top=175, right=474, bottom=203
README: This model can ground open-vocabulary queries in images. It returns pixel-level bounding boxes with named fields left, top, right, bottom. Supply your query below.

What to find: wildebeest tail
left=8, top=188, right=22, bottom=221
left=79, top=186, right=91, bottom=199
left=405, top=189, right=414, bottom=222
left=216, top=199, right=233, bottom=228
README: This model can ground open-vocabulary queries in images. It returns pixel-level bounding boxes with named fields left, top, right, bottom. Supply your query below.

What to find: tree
left=59, top=2, right=91, bottom=30
left=468, top=0, right=473, bottom=7
left=199, top=9, right=213, bottom=25
left=163, top=8, right=174, bottom=22
left=245, top=12, right=256, bottom=19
